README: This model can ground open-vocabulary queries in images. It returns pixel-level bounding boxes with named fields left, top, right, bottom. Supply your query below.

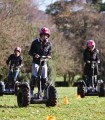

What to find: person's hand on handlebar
left=97, top=60, right=100, bottom=64
left=87, top=60, right=91, bottom=63
left=18, top=64, right=23, bottom=68
left=34, top=54, right=51, bottom=60
left=40, top=55, right=51, bottom=62
left=46, top=55, right=51, bottom=59
left=86, top=60, right=100, bottom=64
left=34, top=54, right=40, bottom=58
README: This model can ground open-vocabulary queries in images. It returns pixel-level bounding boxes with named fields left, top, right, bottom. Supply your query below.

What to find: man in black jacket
left=29, top=27, right=52, bottom=96
left=83, top=40, right=100, bottom=87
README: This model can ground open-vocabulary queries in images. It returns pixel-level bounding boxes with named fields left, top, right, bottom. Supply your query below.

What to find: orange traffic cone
left=76, top=95, right=81, bottom=99
left=46, top=115, right=56, bottom=120
left=63, top=96, right=68, bottom=104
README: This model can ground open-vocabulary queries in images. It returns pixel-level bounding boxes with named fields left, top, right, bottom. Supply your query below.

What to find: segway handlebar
left=9, top=64, right=23, bottom=71
left=86, top=61, right=100, bottom=69
left=41, top=55, right=51, bottom=59
left=40, top=56, right=51, bottom=61
left=87, top=60, right=100, bottom=64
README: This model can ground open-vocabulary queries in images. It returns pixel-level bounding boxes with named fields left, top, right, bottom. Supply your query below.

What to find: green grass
left=0, top=87, right=105, bottom=120
left=54, top=76, right=64, bottom=81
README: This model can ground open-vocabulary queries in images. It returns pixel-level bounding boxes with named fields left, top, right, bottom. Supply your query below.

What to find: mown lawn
left=0, top=87, right=105, bottom=120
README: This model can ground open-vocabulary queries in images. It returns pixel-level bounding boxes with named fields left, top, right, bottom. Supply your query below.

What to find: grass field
left=0, top=87, right=105, bottom=120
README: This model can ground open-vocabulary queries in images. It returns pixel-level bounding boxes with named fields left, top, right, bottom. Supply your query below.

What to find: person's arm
left=19, top=56, right=23, bottom=67
left=6, top=55, right=11, bottom=65
left=47, top=43, right=52, bottom=58
left=83, top=50, right=90, bottom=64
left=28, top=40, right=37, bottom=57
left=96, top=49, right=100, bottom=63
left=83, top=50, right=87, bottom=63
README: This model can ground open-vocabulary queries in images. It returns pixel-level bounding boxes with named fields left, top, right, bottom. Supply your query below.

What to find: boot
left=41, top=78, right=47, bottom=91
left=30, top=75, right=37, bottom=96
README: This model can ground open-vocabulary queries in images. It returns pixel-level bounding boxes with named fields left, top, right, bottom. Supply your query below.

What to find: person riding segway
left=28, top=27, right=52, bottom=98
left=17, top=27, right=57, bottom=107
left=6, top=47, right=23, bottom=89
left=0, top=47, right=23, bottom=96
left=77, top=40, right=105, bottom=97
left=83, top=40, right=100, bottom=88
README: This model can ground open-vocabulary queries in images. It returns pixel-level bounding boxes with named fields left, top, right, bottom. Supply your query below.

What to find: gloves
left=97, top=60, right=100, bottom=64
left=87, top=60, right=91, bottom=63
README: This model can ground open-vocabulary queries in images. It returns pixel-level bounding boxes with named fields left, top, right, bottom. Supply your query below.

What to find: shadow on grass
left=0, top=105, right=18, bottom=108
left=29, top=104, right=46, bottom=109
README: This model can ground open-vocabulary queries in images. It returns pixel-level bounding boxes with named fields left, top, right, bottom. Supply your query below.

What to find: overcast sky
left=34, top=0, right=58, bottom=11
left=103, top=0, right=105, bottom=3
left=35, top=0, right=105, bottom=11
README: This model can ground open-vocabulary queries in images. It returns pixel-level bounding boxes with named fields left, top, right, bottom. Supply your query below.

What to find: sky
left=103, top=0, right=105, bottom=3
left=35, top=0, right=58, bottom=11
left=34, top=0, right=105, bottom=11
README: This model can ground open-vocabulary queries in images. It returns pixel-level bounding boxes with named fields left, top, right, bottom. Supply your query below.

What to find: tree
left=46, top=0, right=105, bottom=84
left=92, top=0, right=102, bottom=4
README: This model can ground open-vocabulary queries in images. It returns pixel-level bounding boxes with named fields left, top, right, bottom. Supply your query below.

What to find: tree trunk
left=64, top=74, right=67, bottom=82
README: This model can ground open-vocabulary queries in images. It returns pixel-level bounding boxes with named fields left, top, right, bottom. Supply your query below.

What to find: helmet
left=40, top=27, right=50, bottom=38
left=14, top=47, right=21, bottom=53
left=86, top=40, right=95, bottom=50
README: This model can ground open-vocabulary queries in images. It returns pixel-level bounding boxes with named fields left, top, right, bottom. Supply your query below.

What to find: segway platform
left=85, top=88, right=98, bottom=96
left=3, top=89, right=15, bottom=95
left=0, top=80, right=19, bottom=96
left=30, top=97, right=47, bottom=104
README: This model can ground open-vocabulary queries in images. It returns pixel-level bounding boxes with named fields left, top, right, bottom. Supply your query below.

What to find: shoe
left=43, top=96, right=47, bottom=99
left=11, top=84, right=14, bottom=89
left=37, top=93, right=42, bottom=99
left=32, top=93, right=41, bottom=99
left=5, top=84, right=9, bottom=89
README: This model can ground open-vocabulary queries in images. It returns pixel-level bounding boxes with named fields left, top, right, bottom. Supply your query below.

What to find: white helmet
left=14, top=47, right=21, bottom=53
left=86, top=40, right=95, bottom=51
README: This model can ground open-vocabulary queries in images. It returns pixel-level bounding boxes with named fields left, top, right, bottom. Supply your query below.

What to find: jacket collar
left=38, top=38, right=49, bottom=44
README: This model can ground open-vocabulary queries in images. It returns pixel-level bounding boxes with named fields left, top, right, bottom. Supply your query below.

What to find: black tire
left=77, top=84, right=85, bottom=98
left=45, top=86, right=57, bottom=107
left=0, top=83, right=3, bottom=96
left=99, top=83, right=105, bottom=97
left=17, top=86, right=30, bottom=107
left=14, top=82, right=20, bottom=96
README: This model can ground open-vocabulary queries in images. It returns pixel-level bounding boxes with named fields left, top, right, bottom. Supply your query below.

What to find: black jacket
left=6, top=54, right=22, bottom=67
left=83, top=48, right=100, bottom=76
left=29, top=38, right=51, bottom=64
left=83, top=48, right=100, bottom=63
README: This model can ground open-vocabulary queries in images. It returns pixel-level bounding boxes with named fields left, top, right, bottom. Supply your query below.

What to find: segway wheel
left=45, top=86, right=57, bottom=107
left=99, top=83, right=105, bottom=97
left=17, top=87, right=30, bottom=107
left=77, top=84, right=85, bottom=98
left=14, top=81, right=20, bottom=96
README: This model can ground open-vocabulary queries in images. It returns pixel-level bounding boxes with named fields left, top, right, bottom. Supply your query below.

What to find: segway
left=0, top=66, right=20, bottom=96
left=17, top=56, right=57, bottom=107
left=77, top=61, right=105, bottom=98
